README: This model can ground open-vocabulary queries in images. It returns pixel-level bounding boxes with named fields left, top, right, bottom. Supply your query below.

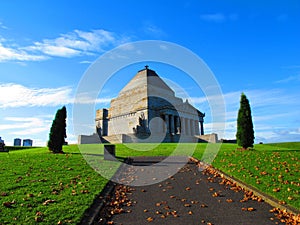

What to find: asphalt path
left=101, top=157, right=285, bottom=225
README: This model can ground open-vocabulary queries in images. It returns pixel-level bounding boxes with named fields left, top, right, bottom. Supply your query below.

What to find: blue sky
left=0, top=0, right=299, bottom=146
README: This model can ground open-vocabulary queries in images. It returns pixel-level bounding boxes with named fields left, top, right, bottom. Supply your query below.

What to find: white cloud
left=0, top=83, right=114, bottom=108
left=28, top=42, right=81, bottom=57
left=143, top=22, right=166, bottom=37
left=199, top=13, right=238, bottom=23
left=275, top=75, right=300, bottom=84
left=0, top=116, right=51, bottom=134
left=0, top=29, right=130, bottom=62
left=200, top=13, right=226, bottom=22
left=0, top=22, right=8, bottom=29
left=79, top=60, right=93, bottom=64
left=0, top=43, right=48, bottom=62
left=74, top=92, right=111, bottom=105
left=25, top=29, right=124, bottom=57
left=0, top=83, right=73, bottom=108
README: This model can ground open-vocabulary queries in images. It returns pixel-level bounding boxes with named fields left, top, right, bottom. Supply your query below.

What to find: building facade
left=23, top=139, right=33, bottom=147
left=92, top=66, right=206, bottom=143
left=14, top=138, right=22, bottom=146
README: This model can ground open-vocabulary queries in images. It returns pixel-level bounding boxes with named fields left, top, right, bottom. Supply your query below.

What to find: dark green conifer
left=236, top=93, right=255, bottom=149
left=48, top=106, right=67, bottom=153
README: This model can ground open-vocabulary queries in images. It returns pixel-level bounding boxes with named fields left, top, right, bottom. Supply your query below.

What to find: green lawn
left=0, top=145, right=118, bottom=224
left=0, top=142, right=299, bottom=224
left=212, top=143, right=300, bottom=210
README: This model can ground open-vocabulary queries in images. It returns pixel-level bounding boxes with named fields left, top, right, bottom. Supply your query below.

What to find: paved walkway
left=99, top=157, right=284, bottom=225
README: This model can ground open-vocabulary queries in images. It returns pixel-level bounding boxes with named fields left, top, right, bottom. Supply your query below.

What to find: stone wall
left=198, top=133, right=218, bottom=143
left=78, top=134, right=100, bottom=144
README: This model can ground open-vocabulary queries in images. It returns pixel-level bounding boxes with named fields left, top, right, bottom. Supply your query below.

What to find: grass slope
left=0, top=145, right=118, bottom=225
left=212, top=143, right=299, bottom=210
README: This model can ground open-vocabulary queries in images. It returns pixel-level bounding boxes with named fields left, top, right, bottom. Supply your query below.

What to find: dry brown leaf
left=42, top=199, right=56, bottom=205
left=226, top=199, right=233, bottom=203
left=146, top=217, right=154, bottom=222
left=212, top=192, right=220, bottom=197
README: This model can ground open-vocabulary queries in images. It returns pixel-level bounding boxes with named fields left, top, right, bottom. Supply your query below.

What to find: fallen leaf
left=43, top=199, right=56, bottom=205
left=146, top=217, right=153, bottom=222
left=3, top=202, right=14, bottom=208
left=212, top=192, right=220, bottom=197
left=36, top=211, right=43, bottom=216
left=35, top=217, right=43, bottom=222
left=80, top=189, right=89, bottom=194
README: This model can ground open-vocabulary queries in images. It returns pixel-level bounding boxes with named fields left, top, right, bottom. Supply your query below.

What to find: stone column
left=195, top=120, right=200, bottom=135
left=161, top=115, right=166, bottom=133
left=200, top=121, right=204, bottom=135
left=181, top=117, right=186, bottom=134
left=185, top=118, right=190, bottom=135
left=170, top=115, right=175, bottom=135
left=190, top=119, right=194, bottom=135
left=175, top=116, right=180, bottom=134
left=159, top=115, right=165, bottom=133
left=165, top=114, right=170, bottom=134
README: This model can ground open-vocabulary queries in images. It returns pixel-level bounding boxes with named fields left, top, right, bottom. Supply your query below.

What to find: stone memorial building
left=84, top=66, right=209, bottom=143
left=78, top=66, right=217, bottom=144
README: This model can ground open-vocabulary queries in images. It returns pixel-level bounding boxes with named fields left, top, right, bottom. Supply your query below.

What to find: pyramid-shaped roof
left=118, top=66, right=175, bottom=97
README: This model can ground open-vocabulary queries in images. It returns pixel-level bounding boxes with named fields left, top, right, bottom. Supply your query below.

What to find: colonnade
left=161, top=114, right=204, bottom=136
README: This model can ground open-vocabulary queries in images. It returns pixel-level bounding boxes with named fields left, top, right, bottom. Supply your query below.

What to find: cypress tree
left=48, top=106, right=67, bottom=153
left=236, top=93, right=255, bottom=149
